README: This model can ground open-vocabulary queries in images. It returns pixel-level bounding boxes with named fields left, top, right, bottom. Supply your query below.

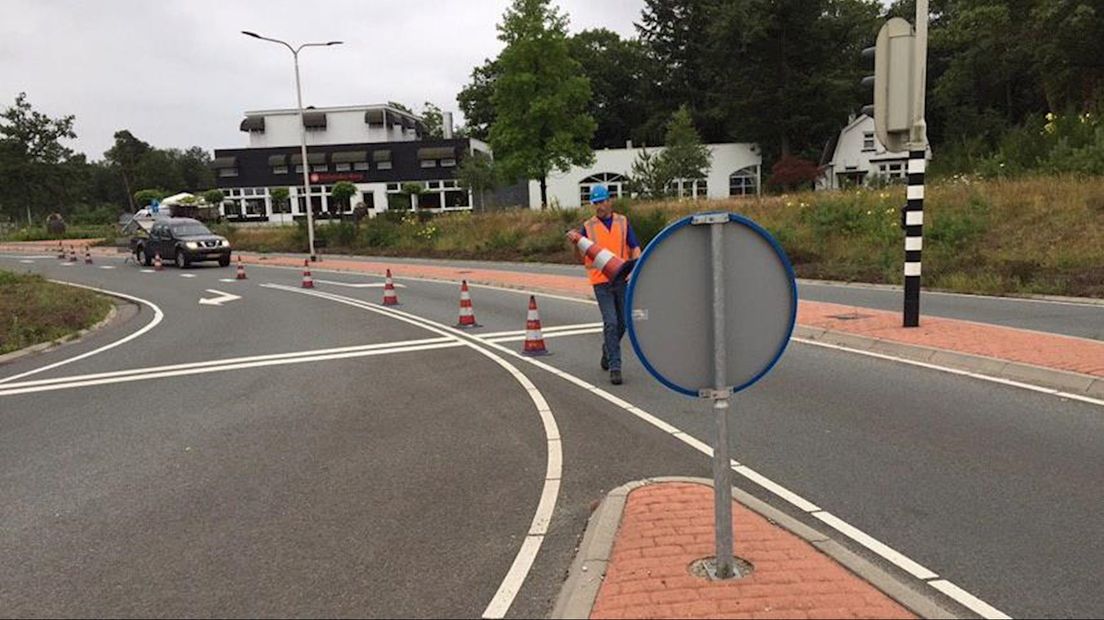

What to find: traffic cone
left=154, top=253, right=163, bottom=271
left=382, top=269, right=399, bottom=305
left=565, top=230, right=628, bottom=282
left=68, top=246, right=77, bottom=262
left=301, top=259, right=314, bottom=288
left=235, top=256, right=247, bottom=280
left=456, top=280, right=478, bottom=327
left=522, top=296, right=549, bottom=355
left=84, top=248, right=93, bottom=264
left=56, top=241, right=66, bottom=259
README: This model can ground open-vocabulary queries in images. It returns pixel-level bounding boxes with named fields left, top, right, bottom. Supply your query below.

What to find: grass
left=0, top=224, right=116, bottom=242
left=0, top=270, right=113, bottom=355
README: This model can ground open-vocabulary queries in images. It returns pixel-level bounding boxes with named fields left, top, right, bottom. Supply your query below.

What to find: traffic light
left=860, top=17, right=915, bottom=153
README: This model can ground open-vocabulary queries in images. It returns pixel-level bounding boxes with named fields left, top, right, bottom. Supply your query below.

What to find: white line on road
left=141, top=269, right=155, bottom=273
left=260, top=284, right=561, bottom=620
left=929, top=580, right=1013, bottom=619
left=0, top=339, right=462, bottom=397
left=99, top=265, right=116, bottom=270
left=0, top=283, right=164, bottom=385
left=478, top=322, right=603, bottom=339
left=19, top=259, right=34, bottom=264
left=198, top=289, right=241, bottom=306
left=179, top=273, right=196, bottom=278
left=218, top=278, right=238, bottom=282
left=314, top=279, right=407, bottom=288
left=485, top=327, right=604, bottom=344
left=811, top=511, right=938, bottom=580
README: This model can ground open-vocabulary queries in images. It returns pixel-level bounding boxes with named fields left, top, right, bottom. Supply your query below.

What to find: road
left=1, top=252, right=1102, bottom=618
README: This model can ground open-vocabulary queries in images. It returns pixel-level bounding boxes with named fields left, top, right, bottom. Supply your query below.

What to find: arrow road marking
left=198, top=289, right=241, bottom=306
left=314, top=279, right=406, bottom=288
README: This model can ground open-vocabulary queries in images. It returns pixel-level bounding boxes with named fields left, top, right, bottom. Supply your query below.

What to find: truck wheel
left=175, top=248, right=190, bottom=269
left=218, top=255, right=230, bottom=267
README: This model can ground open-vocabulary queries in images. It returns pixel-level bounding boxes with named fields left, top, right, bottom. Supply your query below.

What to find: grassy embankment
left=0, top=270, right=113, bottom=355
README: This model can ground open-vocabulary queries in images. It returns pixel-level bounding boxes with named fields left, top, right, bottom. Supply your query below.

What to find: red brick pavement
left=590, top=482, right=915, bottom=620
left=4, top=242, right=1102, bottom=378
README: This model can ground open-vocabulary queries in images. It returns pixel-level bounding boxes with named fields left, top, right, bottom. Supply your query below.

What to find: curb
left=794, top=325, right=1104, bottom=399
left=551, top=477, right=963, bottom=620
left=0, top=297, right=127, bottom=366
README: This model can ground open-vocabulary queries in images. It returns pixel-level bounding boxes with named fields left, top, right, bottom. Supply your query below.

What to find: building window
left=354, top=161, right=370, bottom=171
left=244, top=198, right=266, bottom=217
left=863, top=132, right=875, bottom=151
left=386, top=184, right=411, bottom=210
left=441, top=158, right=457, bottom=167
left=416, top=180, right=470, bottom=211
left=272, top=166, right=289, bottom=175
left=877, top=162, right=906, bottom=182
left=335, top=162, right=351, bottom=172
left=579, top=173, right=627, bottom=204
left=420, top=159, right=437, bottom=168
left=377, top=161, right=392, bottom=170
left=667, top=178, right=706, bottom=199
left=729, top=166, right=759, bottom=197
left=222, top=200, right=241, bottom=217
left=218, top=168, right=239, bottom=178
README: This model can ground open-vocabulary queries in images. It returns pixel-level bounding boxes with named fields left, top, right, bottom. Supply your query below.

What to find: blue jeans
left=594, top=280, right=627, bottom=371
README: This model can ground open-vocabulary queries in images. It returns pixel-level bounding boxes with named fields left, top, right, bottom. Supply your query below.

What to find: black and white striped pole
left=903, top=150, right=925, bottom=327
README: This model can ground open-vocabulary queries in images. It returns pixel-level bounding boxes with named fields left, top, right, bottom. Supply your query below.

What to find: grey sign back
left=626, top=213, right=797, bottom=396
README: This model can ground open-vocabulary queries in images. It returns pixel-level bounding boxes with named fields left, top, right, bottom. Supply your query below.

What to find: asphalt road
left=2, top=252, right=1103, bottom=618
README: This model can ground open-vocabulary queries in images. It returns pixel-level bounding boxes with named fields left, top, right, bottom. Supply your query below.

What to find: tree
left=268, top=187, right=289, bottom=214
left=458, top=59, right=500, bottom=141
left=104, top=130, right=151, bottom=212
left=420, top=102, right=445, bottom=139
left=330, top=181, right=357, bottom=213
left=767, top=154, right=820, bottom=191
left=568, top=29, right=654, bottom=149
left=489, top=0, right=596, bottom=209
left=660, top=106, right=712, bottom=197
left=203, top=189, right=226, bottom=209
left=400, top=182, right=424, bottom=210
left=456, top=151, right=498, bottom=212
left=628, top=147, right=674, bottom=199
left=134, top=189, right=166, bottom=207
left=0, top=92, right=77, bottom=225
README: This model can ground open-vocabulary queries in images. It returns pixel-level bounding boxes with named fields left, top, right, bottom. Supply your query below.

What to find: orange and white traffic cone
left=382, top=269, right=399, bottom=305
left=301, top=259, right=314, bottom=288
left=56, top=241, right=66, bottom=259
left=68, top=246, right=77, bottom=262
left=154, top=253, right=163, bottom=271
left=456, top=280, right=478, bottom=328
left=522, top=295, right=549, bottom=355
left=565, top=230, right=628, bottom=281
left=84, top=248, right=93, bottom=264
left=235, top=256, right=247, bottom=280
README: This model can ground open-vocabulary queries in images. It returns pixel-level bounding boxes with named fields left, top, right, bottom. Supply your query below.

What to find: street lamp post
left=242, top=31, right=342, bottom=262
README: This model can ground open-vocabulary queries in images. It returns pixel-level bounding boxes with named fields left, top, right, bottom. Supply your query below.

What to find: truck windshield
left=171, top=224, right=212, bottom=236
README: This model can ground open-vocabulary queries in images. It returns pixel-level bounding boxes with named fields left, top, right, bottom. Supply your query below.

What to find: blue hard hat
left=589, top=184, right=610, bottom=204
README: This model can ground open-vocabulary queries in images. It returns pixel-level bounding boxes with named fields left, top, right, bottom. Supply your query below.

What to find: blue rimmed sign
left=625, top=212, right=797, bottom=397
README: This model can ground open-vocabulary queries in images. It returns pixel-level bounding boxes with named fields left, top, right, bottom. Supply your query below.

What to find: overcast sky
left=1, top=0, right=644, bottom=160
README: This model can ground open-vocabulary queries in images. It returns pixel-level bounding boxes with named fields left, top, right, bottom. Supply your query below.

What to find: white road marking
left=314, top=279, right=406, bottom=288
left=141, top=269, right=155, bottom=273
left=0, top=339, right=462, bottom=397
left=811, top=511, right=937, bottom=580
left=198, top=289, right=241, bottom=306
left=19, top=259, right=34, bottom=264
left=260, top=284, right=560, bottom=620
left=218, top=278, right=238, bottom=283
left=99, top=265, right=116, bottom=270
left=60, top=262, right=74, bottom=267
left=179, top=273, right=196, bottom=278
left=485, top=327, right=604, bottom=344
left=478, top=322, right=604, bottom=339
left=0, top=283, right=164, bottom=385
left=1, top=337, right=453, bottom=389
left=929, top=579, right=1013, bottom=620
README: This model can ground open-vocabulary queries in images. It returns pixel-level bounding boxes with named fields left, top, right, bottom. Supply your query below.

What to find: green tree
left=0, top=93, right=78, bottom=225
left=134, top=189, right=166, bottom=207
left=330, top=181, right=357, bottom=213
left=104, top=130, right=152, bottom=212
left=268, top=187, right=289, bottom=214
left=456, top=151, right=499, bottom=212
left=400, top=182, right=424, bottom=210
left=202, top=189, right=226, bottom=209
left=420, top=102, right=445, bottom=139
left=660, top=106, right=712, bottom=197
left=489, top=0, right=596, bottom=209
left=568, top=29, right=654, bottom=149
left=627, top=147, right=674, bottom=199
left=458, top=59, right=501, bottom=141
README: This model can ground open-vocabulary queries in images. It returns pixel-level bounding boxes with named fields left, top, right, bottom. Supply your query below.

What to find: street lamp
left=242, top=31, right=342, bottom=262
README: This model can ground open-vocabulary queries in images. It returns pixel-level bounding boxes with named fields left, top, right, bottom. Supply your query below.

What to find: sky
left=0, top=0, right=644, bottom=160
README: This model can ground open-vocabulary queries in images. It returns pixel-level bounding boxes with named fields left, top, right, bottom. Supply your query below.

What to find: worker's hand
left=565, top=229, right=582, bottom=243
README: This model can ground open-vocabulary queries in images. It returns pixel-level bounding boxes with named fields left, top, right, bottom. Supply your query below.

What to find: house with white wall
left=526, top=143, right=762, bottom=209
left=818, top=115, right=928, bottom=190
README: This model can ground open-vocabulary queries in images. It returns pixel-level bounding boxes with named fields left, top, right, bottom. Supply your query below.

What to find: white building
left=526, top=143, right=762, bottom=209
left=214, top=104, right=486, bottom=224
left=818, top=115, right=930, bottom=190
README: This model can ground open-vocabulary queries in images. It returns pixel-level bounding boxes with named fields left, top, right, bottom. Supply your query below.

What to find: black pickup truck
left=132, top=217, right=232, bottom=268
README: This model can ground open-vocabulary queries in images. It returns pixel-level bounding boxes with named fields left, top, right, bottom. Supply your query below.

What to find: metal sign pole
left=708, top=217, right=735, bottom=579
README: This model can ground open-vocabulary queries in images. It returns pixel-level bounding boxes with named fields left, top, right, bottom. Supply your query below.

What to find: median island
left=0, top=270, right=113, bottom=355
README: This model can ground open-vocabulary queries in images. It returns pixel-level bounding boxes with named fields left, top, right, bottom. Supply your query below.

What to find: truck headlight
left=185, top=242, right=199, bottom=249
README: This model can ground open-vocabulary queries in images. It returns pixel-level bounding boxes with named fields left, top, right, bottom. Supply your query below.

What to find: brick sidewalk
left=4, top=242, right=1102, bottom=379
left=591, top=482, right=915, bottom=620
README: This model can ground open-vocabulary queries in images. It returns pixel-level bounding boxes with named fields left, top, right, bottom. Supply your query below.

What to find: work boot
left=601, top=352, right=609, bottom=371
left=610, top=370, right=622, bottom=385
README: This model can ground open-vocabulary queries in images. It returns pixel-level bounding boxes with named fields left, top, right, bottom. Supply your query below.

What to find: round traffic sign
left=626, top=213, right=797, bottom=397
left=310, top=173, right=320, bottom=183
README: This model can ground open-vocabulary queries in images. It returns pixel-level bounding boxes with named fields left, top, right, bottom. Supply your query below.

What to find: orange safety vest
left=583, top=214, right=641, bottom=285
